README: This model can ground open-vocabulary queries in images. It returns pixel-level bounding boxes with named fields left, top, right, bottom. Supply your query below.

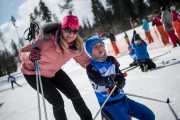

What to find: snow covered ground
left=0, top=45, right=180, bottom=120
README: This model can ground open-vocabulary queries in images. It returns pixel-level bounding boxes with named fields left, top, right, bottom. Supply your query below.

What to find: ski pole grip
left=123, top=72, right=127, bottom=77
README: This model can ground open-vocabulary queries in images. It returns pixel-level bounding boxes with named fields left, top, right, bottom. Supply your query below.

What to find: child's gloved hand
left=133, top=30, right=136, bottom=36
left=109, top=73, right=126, bottom=90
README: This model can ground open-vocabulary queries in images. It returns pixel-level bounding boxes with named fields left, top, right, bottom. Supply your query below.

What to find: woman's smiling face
left=62, top=28, right=78, bottom=43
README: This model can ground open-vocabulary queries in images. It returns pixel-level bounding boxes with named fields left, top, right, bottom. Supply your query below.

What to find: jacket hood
left=39, top=22, right=60, bottom=40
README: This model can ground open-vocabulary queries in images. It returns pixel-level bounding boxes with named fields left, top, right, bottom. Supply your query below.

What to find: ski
left=161, top=58, right=176, bottom=65
left=121, top=51, right=171, bottom=72
left=121, top=65, right=135, bottom=71
left=123, top=65, right=138, bottom=72
left=151, top=51, right=171, bottom=60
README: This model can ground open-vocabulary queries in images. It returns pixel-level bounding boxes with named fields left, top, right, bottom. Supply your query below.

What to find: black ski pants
left=138, top=59, right=156, bottom=72
left=23, top=69, right=92, bottom=120
left=11, top=81, right=21, bottom=90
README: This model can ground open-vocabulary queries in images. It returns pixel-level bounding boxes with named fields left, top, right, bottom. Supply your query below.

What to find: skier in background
left=131, top=31, right=156, bottom=72
left=85, top=37, right=155, bottom=120
left=161, top=6, right=180, bottom=48
left=152, top=11, right=170, bottom=45
left=170, top=5, right=180, bottom=39
left=142, top=19, right=154, bottom=43
left=7, top=74, right=22, bottom=90
left=107, top=32, right=120, bottom=56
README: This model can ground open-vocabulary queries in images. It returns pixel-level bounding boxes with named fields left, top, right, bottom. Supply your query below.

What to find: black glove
left=133, top=30, right=136, bottom=37
left=29, top=47, right=41, bottom=62
left=106, top=73, right=126, bottom=97
left=109, top=73, right=126, bottom=89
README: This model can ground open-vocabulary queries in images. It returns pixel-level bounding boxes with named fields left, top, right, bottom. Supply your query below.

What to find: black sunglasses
left=63, top=28, right=78, bottom=34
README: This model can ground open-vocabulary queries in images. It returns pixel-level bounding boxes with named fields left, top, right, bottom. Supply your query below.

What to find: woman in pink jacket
left=19, top=14, right=92, bottom=120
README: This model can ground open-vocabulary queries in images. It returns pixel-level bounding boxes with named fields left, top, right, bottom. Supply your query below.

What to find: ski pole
left=124, top=92, right=170, bottom=104
left=153, top=27, right=160, bottom=40
left=121, top=51, right=171, bottom=72
left=151, top=51, right=171, bottom=60
left=129, top=17, right=134, bottom=30
left=93, top=85, right=117, bottom=120
left=29, top=14, right=48, bottom=120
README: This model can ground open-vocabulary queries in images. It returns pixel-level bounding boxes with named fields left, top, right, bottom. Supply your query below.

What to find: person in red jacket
left=170, top=5, right=180, bottom=39
left=152, top=11, right=169, bottom=45
left=19, top=14, right=92, bottom=120
left=161, top=6, right=180, bottom=47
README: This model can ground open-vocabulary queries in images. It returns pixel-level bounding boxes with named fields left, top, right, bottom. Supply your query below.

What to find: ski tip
left=166, top=98, right=170, bottom=103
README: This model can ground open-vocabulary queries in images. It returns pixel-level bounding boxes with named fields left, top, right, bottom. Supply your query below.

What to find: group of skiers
left=142, top=5, right=180, bottom=47
left=101, top=5, right=180, bottom=62
left=15, top=13, right=158, bottom=120
left=127, top=5, right=180, bottom=71
left=152, top=5, right=180, bottom=47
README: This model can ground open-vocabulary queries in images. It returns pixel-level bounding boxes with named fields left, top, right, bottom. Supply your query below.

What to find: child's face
left=92, top=43, right=105, bottom=57
left=134, top=40, right=143, bottom=46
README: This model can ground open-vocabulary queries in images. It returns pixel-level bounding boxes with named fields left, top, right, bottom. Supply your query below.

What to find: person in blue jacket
left=142, top=19, right=154, bottom=43
left=131, top=30, right=156, bottom=72
left=85, top=37, right=155, bottom=120
left=7, top=74, right=22, bottom=90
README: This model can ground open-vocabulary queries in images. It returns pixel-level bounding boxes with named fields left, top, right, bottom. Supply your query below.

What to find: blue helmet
left=85, top=37, right=103, bottom=56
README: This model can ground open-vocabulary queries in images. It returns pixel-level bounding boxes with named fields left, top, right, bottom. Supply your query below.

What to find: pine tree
left=106, top=0, right=122, bottom=21
left=58, top=0, right=74, bottom=14
left=149, top=0, right=178, bottom=12
left=91, top=0, right=113, bottom=30
left=0, top=29, right=17, bottom=75
left=133, top=0, right=149, bottom=20
left=121, top=0, right=137, bottom=21
left=11, top=39, right=19, bottom=56
left=18, top=38, right=24, bottom=48
left=33, top=7, right=40, bottom=19
left=38, top=0, right=52, bottom=22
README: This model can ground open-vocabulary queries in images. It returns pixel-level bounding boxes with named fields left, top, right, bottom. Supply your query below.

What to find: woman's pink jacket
left=19, top=36, right=90, bottom=78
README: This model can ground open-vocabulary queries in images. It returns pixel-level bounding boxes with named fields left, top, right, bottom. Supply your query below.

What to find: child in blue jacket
left=85, top=37, right=155, bottom=120
left=131, top=31, right=156, bottom=72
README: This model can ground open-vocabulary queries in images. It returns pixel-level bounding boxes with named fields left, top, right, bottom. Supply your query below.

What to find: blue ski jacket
left=86, top=56, right=125, bottom=104
left=131, top=38, right=150, bottom=60
left=142, top=19, right=150, bottom=31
